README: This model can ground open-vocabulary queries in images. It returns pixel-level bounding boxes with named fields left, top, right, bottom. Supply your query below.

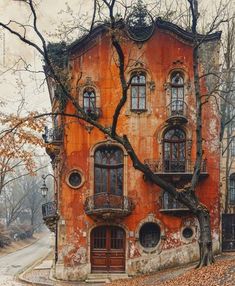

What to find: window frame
left=163, top=128, right=186, bottom=172
left=229, top=173, right=235, bottom=205
left=170, top=72, right=185, bottom=115
left=83, top=88, right=96, bottom=113
left=130, top=73, right=147, bottom=111
left=94, top=146, right=124, bottom=195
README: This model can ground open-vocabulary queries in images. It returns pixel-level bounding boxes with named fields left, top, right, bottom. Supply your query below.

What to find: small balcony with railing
left=84, top=107, right=102, bottom=120
left=84, top=193, right=134, bottom=220
left=160, top=192, right=190, bottom=215
left=144, top=159, right=208, bottom=180
left=42, top=126, right=63, bottom=161
left=166, top=100, right=188, bottom=124
left=42, top=201, right=59, bottom=232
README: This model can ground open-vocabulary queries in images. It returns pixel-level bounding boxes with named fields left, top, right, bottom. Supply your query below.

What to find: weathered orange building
left=43, top=13, right=221, bottom=281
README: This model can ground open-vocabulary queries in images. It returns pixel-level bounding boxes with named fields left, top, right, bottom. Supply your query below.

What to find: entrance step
left=86, top=273, right=129, bottom=283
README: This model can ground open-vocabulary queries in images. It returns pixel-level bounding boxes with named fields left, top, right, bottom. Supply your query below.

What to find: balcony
left=42, top=126, right=63, bottom=163
left=84, top=107, right=102, bottom=120
left=42, top=126, right=63, bottom=145
left=166, top=100, right=188, bottom=124
left=42, top=201, right=59, bottom=232
left=84, top=193, right=134, bottom=220
left=144, top=159, right=208, bottom=181
left=160, top=192, right=190, bottom=216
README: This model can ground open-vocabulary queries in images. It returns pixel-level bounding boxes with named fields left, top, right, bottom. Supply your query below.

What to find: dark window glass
left=83, top=88, right=96, bottom=112
left=231, top=138, right=235, bottom=157
left=93, top=226, right=106, bottom=249
left=171, top=73, right=184, bottom=115
left=229, top=174, right=235, bottom=204
left=182, top=227, right=193, bottom=239
left=139, top=223, right=160, bottom=248
left=163, top=128, right=186, bottom=172
left=94, top=146, right=123, bottom=195
left=68, top=172, right=82, bottom=187
left=131, top=74, right=146, bottom=110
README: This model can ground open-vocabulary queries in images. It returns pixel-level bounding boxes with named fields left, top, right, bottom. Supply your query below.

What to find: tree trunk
left=196, top=209, right=215, bottom=267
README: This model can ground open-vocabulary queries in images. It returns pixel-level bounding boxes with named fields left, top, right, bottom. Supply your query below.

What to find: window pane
left=94, top=147, right=123, bottom=194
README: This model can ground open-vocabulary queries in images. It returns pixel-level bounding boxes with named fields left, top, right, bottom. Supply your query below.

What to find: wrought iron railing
left=42, top=126, right=63, bottom=144
left=161, top=192, right=188, bottom=210
left=166, top=100, right=188, bottom=118
left=84, top=193, right=133, bottom=214
left=84, top=107, right=102, bottom=120
left=42, top=201, right=57, bottom=219
left=144, top=159, right=207, bottom=173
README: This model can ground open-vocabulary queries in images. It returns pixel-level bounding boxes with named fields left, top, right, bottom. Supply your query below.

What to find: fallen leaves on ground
left=107, top=257, right=235, bottom=286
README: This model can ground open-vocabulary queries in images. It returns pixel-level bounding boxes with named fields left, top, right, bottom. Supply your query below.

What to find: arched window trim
left=130, top=71, right=147, bottom=111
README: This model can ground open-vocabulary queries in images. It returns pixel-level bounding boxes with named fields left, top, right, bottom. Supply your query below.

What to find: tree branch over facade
left=0, top=0, right=227, bottom=270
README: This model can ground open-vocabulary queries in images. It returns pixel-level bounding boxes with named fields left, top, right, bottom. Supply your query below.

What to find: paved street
left=0, top=233, right=51, bottom=286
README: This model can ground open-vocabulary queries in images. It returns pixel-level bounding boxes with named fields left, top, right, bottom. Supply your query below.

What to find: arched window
left=94, top=146, right=123, bottom=195
left=229, top=173, right=235, bottom=204
left=83, top=88, right=96, bottom=113
left=163, top=128, right=186, bottom=172
left=171, top=72, right=184, bottom=115
left=130, top=73, right=146, bottom=111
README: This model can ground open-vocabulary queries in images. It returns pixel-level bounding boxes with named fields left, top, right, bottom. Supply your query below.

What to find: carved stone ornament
left=126, top=1, right=155, bottom=42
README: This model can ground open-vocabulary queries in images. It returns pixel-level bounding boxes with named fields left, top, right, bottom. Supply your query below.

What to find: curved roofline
left=68, top=18, right=221, bottom=54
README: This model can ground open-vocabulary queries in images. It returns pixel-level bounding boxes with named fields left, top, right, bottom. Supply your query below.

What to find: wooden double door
left=91, top=226, right=125, bottom=273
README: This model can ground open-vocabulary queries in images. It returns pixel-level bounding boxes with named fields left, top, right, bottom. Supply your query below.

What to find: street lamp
left=40, top=181, right=48, bottom=198
left=40, top=173, right=59, bottom=263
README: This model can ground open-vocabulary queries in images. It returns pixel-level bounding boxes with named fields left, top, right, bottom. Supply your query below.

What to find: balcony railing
left=84, top=193, right=134, bottom=219
left=42, top=201, right=59, bottom=232
left=42, top=126, right=63, bottom=144
left=144, top=159, right=207, bottom=174
left=160, top=192, right=190, bottom=215
left=166, top=100, right=188, bottom=124
left=42, top=201, right=57, bottom=219
left=84, top=107, right=102, bottom=120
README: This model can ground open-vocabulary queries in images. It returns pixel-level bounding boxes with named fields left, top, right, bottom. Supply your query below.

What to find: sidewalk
left=18, top=252, right=235, bottom=286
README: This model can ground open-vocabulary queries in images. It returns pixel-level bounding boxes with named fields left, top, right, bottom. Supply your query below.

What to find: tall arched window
left=229, top=173, right=235, bottom=204
left=131, top=73, right=146, bottom=111
left=171, top=72, right=184, bottom=115
left=83, top=88, right=96, bottom=113
left=163, top=128, right=186, bottom=172
left=94, top=146, right=123, bottom=195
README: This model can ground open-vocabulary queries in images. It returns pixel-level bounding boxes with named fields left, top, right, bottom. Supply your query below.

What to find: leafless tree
left=0, top=0, right=231, bottom=267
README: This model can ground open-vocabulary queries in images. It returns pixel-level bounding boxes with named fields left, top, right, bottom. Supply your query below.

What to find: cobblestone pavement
left=0, top=275, right=25, bottom=286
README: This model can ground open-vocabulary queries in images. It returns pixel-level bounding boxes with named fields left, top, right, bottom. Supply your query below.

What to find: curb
left=18, top=250, right=53, bottom=286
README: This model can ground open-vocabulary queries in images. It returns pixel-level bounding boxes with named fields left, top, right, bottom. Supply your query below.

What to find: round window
left=182, top=227, right=194, bottom=239
left=67, top=171, right=83, bottom=188
left=139, top=223, right=161, bottom=248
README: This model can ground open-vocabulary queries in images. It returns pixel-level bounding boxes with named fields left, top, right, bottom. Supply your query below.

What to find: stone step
left=86, top=273, right=129, bottom=283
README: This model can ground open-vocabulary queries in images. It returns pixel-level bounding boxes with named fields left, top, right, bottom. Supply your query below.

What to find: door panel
left=91, top=226, right=125, bottom=272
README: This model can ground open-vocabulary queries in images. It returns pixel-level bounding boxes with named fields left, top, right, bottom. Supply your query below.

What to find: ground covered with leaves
left=107, top=254, right=235, bottom=286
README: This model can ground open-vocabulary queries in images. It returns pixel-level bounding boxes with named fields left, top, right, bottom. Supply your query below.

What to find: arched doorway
left=91, top=226, right=125, bottom=273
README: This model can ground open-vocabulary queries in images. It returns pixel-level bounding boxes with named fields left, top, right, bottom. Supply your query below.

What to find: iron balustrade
left=42, top=201, right=57, bottom=219
left=84, top=107, right=102, bottom=120
left=161, top=192, right=188, bottom=210
left=166, top=100, right=188, bottom=118
left=144, top=159, right=207, bottom=173
left=84, top=193, right=133, bottom=215
left=42, top=126, right=63, bottom=144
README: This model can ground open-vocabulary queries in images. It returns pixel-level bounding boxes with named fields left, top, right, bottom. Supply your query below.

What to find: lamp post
left=40, top=174, right=59, bottom=263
